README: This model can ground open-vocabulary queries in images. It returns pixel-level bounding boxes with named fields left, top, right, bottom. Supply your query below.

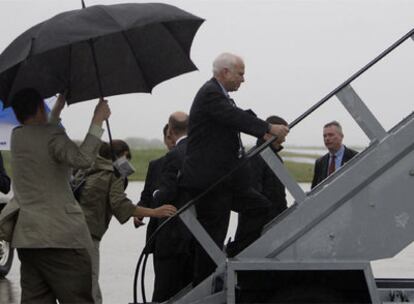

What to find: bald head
left=168, top=111, right=189, bottom=139
left=212, top=53, right=245, bottom=92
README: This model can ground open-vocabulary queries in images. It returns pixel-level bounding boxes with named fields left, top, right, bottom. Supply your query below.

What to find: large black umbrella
left=0, top=2, right=204, bottom=105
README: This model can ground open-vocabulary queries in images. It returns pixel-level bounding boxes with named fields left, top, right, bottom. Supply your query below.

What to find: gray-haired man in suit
left=4, top=88, right=110, bottom=303
left=181, top=53, right=289, bottom=285
left=311, top=121, right=357, bottom=189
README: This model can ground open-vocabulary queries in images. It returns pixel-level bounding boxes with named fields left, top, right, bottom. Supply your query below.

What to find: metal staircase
left=133, top=28, right=414, bottom=304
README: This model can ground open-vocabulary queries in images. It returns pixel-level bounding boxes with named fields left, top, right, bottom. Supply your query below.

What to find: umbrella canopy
left=0, top=3, right=204, bottom=105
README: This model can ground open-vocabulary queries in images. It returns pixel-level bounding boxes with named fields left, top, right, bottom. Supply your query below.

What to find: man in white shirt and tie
left=311, top=121, right=358, bottom=189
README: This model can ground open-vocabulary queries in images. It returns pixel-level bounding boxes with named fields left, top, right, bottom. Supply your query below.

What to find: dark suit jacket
left=249, top=140, right=287, bottom=218
left=140, top=157, right=165, bottom=208
left=153, top=138, right=191, bottom=258
left=153, top=138, right=187, bottom=207
left=181, top=78, right=269, bottom=190
left=311, top=146, right=358, bottom=189
left=138, top=156, right=166, bottom=253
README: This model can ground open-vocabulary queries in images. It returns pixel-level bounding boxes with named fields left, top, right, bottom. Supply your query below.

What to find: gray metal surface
left=189, top=291, right=225, bottom=304
left=172, top=273, right=221, bottom=304
left=336, top=85, right=387, bottom=141
left=377, top=278, right=414, bottom=302
left=336, top=85, right=386, bottom=141
left=240, top=112, right=414, bottom=260
left=179, top=206, right=226, bottom=266
left=225, top=260, right=380, bottom=304
left=260, top=147, right=306, bottom=203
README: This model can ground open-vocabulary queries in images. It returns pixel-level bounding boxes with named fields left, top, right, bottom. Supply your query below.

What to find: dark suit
left=181, top=78, right=271, bottom=285
left=249, top=140, right=287, bottom=221
left=138, top=156, right=165, bottom=302
left=139, top=156, right=166, bottom=253
left=231, top=141, right=287, bottom=257
left=152, top=137, right=193, bottom=302
left=181, top=78, right=269, bottom=190
left=311, top=146, right=358, bottom=189
left=153, top=138, right=187, bottom=208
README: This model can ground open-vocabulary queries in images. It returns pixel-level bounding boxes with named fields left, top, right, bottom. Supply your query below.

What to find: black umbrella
left=0, top=2, right=204, bottom=105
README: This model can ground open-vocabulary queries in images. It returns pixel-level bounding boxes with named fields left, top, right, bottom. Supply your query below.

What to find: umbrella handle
left=104, top=119, right=116, bottom=162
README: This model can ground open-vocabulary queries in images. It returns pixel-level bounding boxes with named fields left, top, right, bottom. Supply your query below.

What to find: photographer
left=76, top=140, right=176, bottom=304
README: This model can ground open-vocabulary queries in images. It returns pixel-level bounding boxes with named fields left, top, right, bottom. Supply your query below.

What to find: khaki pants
left=18, top=248, right=94, bottom=304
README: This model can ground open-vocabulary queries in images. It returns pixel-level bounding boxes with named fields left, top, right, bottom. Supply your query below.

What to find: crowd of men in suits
left=0, top=52, right=357, bottom=303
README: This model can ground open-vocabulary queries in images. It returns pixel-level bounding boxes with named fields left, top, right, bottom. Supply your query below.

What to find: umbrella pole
left=88, top=39, right=116, bottom=162
left=80, top=0, right=116, bottom=161
left=105, top=119, right=114, bottom=153
left=80, top=0, right=118, bottom=161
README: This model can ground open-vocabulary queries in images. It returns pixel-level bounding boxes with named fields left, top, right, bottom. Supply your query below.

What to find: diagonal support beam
left=260, top=147, right=306, bottom=204
left=179, top=206, right=227, bottom=267
left=336, top=85, right=386, bottom=141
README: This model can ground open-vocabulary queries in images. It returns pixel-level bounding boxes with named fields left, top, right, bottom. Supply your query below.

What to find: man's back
left=249, top=142, right=287, bottom=218
left=154, top=138, right=187, bottom=206
left=11, top=123, right=101, bottom=249
left=153, top=138, right=190, bottom=255
left=152, top=137, right=193, bottom=302
left=139, top=156, right=166, bottom=252
left=1, top=88, right=109, bottom=304
left=182, top=78, right=268, bottom=190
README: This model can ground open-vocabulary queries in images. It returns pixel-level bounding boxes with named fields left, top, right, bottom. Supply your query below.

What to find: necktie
left=228, top=98, right=245, bottom=158
left=328, top=154, right=336, bottom=176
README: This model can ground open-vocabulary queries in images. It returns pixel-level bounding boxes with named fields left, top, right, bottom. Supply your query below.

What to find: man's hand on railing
left=265, top=124, right=289, bottom=144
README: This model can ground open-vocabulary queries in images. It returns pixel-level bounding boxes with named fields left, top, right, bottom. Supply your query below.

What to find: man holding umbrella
left=3, top=88, right=110, bottom=303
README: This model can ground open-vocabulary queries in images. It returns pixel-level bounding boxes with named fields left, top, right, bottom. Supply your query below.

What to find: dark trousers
left=17, top=248, right=94, bottom=304
left=192, top=184, right=270, bottom=286
left=152, top=191, right=194, bottom=302
left=152, top=253, right=193, bottom=302
left=229, top=187, right=271, bottom=256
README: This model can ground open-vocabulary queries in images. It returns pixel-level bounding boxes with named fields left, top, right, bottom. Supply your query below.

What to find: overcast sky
left=1, top=0, right=414, bottom=147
